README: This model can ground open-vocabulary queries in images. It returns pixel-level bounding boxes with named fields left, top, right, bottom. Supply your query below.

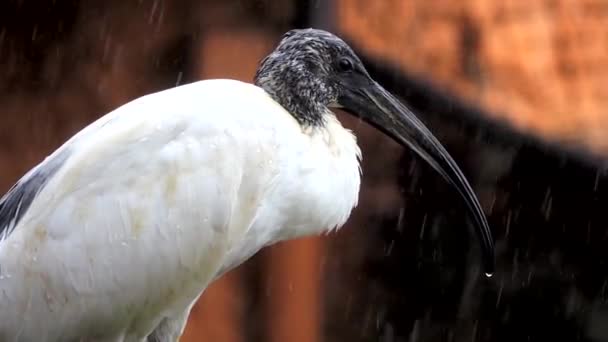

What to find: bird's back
left=0, top=79, right=361, bottom=341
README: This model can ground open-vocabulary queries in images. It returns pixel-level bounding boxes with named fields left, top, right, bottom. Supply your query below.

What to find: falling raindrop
left=505, top=209, right=512, bottom=237
left=148, top=0, right=159, bottom=25
left=541, top=187, right=553, bottom=221
left=385, top=240, right=395, bottom=256
left=31, top=25, right=37, bottom=41
left=496, top=278, right=504, bottom=308
left=488, top=192, right=497, bottom=215
left=419, top=213, right=428, bottom=240
left=396, top=207, right=405, bottom=232
left=175, top=71, right=183, bottom=87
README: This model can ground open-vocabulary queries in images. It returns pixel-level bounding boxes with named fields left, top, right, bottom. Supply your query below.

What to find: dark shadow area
left=325, top=36, right=608, bottom=342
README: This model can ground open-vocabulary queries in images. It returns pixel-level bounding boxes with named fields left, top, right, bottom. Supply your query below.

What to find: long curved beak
left=336, top=80, right=495, bottom=275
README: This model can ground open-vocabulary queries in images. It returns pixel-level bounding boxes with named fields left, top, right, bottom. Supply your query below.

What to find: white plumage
left=0, top=79, right=360, bottom=341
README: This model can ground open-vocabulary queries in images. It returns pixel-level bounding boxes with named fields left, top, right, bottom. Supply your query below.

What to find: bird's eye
left=338, top=58, right=354, bottom=72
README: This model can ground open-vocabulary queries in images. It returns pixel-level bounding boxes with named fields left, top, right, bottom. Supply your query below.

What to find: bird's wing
left=0, top=79, right=295, bottom=340
left=0, top=93, right=122, bottom=243
left=0, top=148, right=71, bottom=241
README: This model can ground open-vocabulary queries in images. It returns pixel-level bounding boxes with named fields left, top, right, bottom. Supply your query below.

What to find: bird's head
left=255, top=28, right=495, bottom=276
left=255, top=28, right=361, bottom=126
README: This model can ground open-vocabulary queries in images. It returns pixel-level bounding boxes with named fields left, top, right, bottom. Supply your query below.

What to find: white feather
left=0, top=79, right=361, bottom=341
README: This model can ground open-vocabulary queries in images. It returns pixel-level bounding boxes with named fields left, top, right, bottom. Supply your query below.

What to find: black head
left=255, top=28, right=366, bottom=126
left=255, top=28, right=496, bottom=276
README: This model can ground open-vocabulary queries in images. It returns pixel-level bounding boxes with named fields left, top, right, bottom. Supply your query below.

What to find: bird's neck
left=268, top=111, right=362, bottom=239
left=254, top=70, right=331, bottom=128
left=216, top=111, right=362, bottom=278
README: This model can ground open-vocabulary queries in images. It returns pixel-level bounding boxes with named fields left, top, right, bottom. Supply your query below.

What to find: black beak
left=336, top=79, right=495, bottom=276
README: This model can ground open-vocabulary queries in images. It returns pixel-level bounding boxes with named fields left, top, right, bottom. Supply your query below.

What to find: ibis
left=0, top=28, right=494, bottom=341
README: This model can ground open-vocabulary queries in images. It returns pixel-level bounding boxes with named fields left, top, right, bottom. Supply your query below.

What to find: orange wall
left=338, top=0, right=608, bottom=155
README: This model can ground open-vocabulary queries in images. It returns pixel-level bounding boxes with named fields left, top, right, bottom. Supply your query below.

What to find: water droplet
left=175, top=71, right=183, bottom=87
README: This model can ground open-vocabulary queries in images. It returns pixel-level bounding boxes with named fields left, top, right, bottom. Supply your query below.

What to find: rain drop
left=175, top=71, right=183, bottom=87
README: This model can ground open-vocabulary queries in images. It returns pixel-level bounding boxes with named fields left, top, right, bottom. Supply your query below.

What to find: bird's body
left=0, top=79, right=360, bottom=341
left=0, top=28, right=494, bottom=341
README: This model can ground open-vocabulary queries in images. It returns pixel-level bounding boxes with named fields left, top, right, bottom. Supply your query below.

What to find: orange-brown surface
left=339, top=0, right=608, bottom=155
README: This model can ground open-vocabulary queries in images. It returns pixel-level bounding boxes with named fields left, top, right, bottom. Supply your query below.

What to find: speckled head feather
left=254, top=28, right=368, bottom=127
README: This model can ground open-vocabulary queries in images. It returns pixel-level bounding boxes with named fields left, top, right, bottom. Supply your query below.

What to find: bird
left=0, top=28, right=495, bottom=341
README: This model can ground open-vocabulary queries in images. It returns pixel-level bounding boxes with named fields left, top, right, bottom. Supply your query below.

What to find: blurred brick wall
left=338, top=0, right=608, bottom=155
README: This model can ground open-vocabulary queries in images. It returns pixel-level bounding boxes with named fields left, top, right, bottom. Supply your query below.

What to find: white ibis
left=0, top=28, right=494, bottom=341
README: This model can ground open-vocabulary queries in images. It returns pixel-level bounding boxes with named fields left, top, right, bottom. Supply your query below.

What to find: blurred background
left=1, top=0, right=608, bottom=341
